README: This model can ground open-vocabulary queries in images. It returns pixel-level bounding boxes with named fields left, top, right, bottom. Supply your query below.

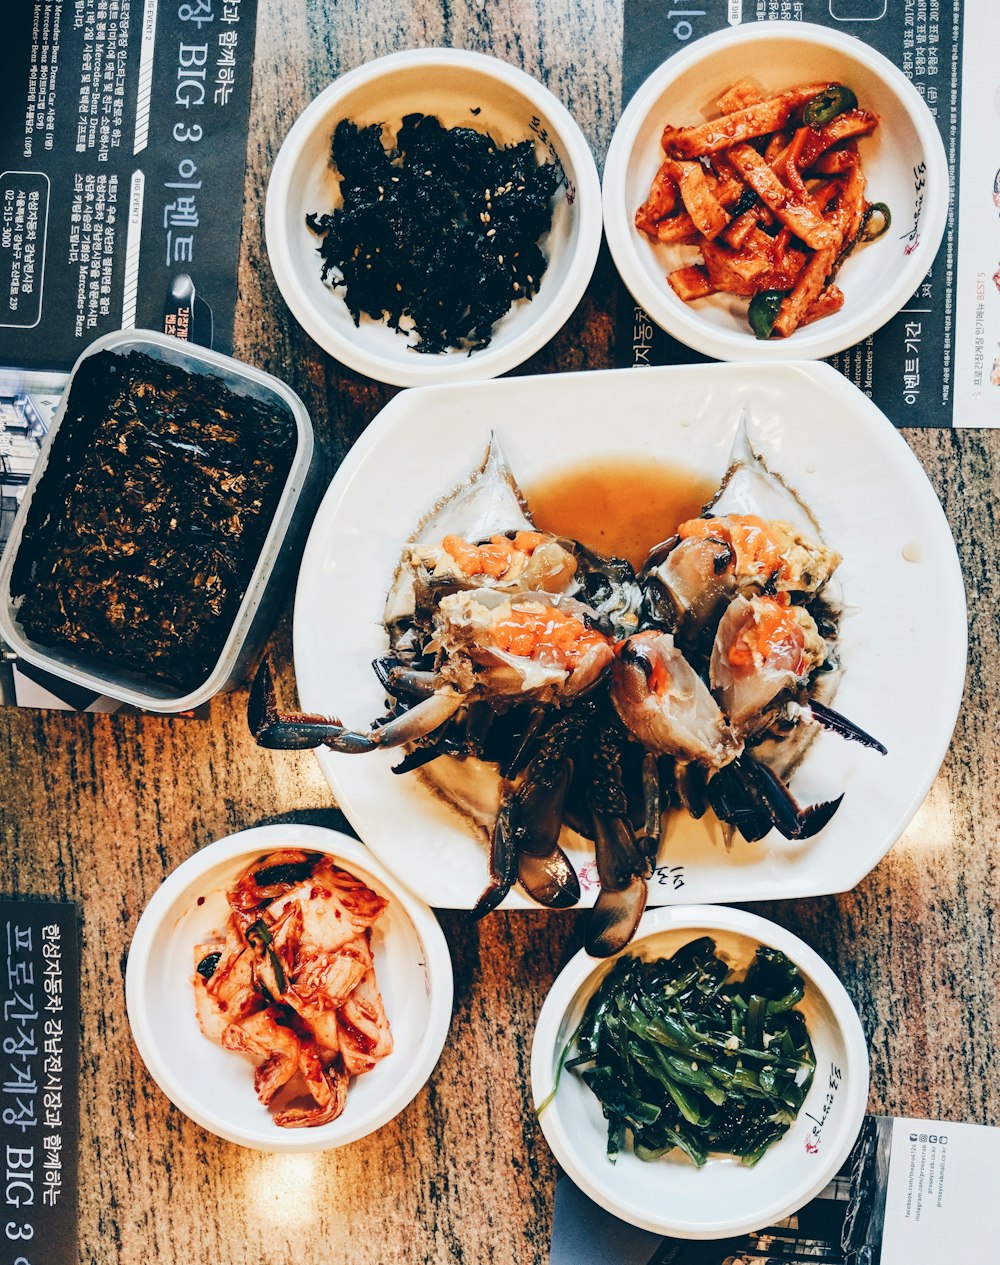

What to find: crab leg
left=249, top=657, right=463, bottom=752
left=472, top=796, right=519, bottom=919
left=638, top=752, right=663, bottom=865
left=733, top=755, right=844, bottom=841
left=805, top=700, right=887, bottom=754
left=371, top=692, right=465, bottom=746
left=675, top=760, right=709, bottom=820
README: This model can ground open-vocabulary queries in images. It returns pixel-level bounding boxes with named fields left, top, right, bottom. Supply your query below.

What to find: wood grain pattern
left=1, top=2, right=998, bottom=1262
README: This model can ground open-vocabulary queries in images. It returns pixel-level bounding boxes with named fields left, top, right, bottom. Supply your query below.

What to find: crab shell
left=428, top=588, right=616, bottom=704
left=610, top=630, right=740, bottom=769
left=383, top=435, right=582, bottom=631
left=709, top=595, right=827, bottom=738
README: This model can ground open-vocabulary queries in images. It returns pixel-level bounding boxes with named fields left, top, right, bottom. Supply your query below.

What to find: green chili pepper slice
left=832, top=201, right=894, bottom=275
left=859, top=201, right=892, bottom=242
left=802, top=84, right=858, bottom=127
left=247, top=918, right=273, bottom=948
left=267, top=949, right=287, bottom=994
left=247, top=918, right=287, bottom=993
left=747, top=290, right=787, bottom=340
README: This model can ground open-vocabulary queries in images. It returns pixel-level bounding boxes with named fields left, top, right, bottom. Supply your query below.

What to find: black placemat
left=1, top=899, right=80, bottom=1265
left=0, top=0, right=260, bottom=372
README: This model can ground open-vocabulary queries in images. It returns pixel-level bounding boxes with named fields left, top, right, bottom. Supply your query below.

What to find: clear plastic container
left=0, top=329, right=323, bottom=712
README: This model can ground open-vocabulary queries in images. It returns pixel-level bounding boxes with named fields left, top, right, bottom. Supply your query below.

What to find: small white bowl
left=125, top=824, right=453, bottom=1151
left=265, top=48, right=602, bottom=387
left=603, top=22, right=949, bottom=361
left=531, top=905, right=869, bottom=1239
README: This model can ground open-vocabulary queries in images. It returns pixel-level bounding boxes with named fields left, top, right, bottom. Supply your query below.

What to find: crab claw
left=732, top=755, right=844, bottom=841
left=249, top=658, right=464, bottom=753
left=586, top=875, right=648, bottom=958
left=517, top=845, right=581, bottom=910
left=508, top=757, right=582, bottom=910
left=248, top=658, right=380, bottom=752
left=583, top=724, right=653, bottom=957
left=705, top=762, right=773, bottom=842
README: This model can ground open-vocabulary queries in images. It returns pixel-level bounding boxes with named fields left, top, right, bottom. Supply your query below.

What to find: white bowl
left=125, top=824, right=454, bottom=1151
left=531, top=905, right=869, bottom=1239
left=603, top=22, right=949, bottom=361
left=265, top=48, right=602, bottom=386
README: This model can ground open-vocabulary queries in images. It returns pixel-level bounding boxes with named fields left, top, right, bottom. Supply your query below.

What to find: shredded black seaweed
left=306, top=113, right=562, bottom=355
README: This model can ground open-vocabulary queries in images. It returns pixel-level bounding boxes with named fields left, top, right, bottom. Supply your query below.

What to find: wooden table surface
left=3, top=2, right=999, bottom=1262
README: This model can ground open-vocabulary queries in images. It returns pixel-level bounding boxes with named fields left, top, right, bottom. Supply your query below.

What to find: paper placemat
left=552, top=1114, right=1000, bottom=1263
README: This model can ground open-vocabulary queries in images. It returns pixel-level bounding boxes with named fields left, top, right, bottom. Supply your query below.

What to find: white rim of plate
left=530, top=904, right=871, bottom=1239
left=125, top=823, right=454, bottom=1151
left=265, top=47, right=603, bottom=386
left=602, top=21, right=950, bottom=361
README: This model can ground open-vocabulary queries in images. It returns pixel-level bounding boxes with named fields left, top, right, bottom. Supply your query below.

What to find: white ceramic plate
left=293, top=362, right=966, bottom=910
left=125, top=824, right=454, bottom=1151
left=530, top=905, right=870, bottom=1238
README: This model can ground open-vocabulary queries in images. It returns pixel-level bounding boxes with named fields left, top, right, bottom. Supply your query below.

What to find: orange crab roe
left=646, top=653, right=673, bottom=698
left=490, top=603, right=608, bottom=667
left=727, top=598, right=805, bottom=675
left=678, top=515, right=789, bottom=581
left=441, top=531, right=546, bottom=578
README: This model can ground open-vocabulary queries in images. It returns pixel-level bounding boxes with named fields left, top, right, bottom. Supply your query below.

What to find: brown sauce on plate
left=526, top=457, right=718, bottom=570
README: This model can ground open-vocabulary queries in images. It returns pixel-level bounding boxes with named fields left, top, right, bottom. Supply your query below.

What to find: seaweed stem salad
left=307, top=113, right=562, bottom=354
left=553, top=938, right=816, bottom=1168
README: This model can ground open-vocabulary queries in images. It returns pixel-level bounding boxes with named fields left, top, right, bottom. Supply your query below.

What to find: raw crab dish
left=193, top=850, right=393, bottom=1128
left=251, top=410, right=885, bottom=957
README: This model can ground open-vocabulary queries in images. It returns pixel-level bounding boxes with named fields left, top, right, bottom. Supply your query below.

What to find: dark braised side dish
left=11, top=350, right=297, bottom=693
left=307, top=113, right=562, bottom=354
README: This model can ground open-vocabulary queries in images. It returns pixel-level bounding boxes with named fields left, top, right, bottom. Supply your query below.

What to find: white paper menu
left=550, top=1115, right=1000, bottom=1264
